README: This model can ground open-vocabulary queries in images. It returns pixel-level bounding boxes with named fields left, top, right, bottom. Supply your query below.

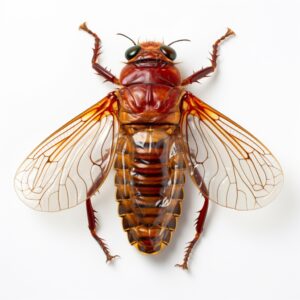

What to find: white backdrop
left=1, top=0, right=300, bottom=299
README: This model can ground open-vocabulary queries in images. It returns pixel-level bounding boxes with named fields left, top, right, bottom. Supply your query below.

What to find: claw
left=175, top=262, right=189, bottom=270
left=79, top=22, right=88, bottom=31
left=226, top=28, right=235, bottom=36
left=106, top=254, right=120, bottom=263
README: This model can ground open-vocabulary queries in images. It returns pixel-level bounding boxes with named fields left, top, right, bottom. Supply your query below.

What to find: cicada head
left=125, top=41, right=177, bottom=65
left=119, top=40, right=182, bottom=86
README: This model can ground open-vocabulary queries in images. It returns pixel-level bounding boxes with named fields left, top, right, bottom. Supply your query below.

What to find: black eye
left=160, top=45, right=177, bottom=60
left=125, top=45, right=141, bottom=60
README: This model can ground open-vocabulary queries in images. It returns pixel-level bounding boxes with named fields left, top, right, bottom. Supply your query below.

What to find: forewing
left=182, top=93, right=283, bottom=210
left=15, top=93, right=119, bottom=212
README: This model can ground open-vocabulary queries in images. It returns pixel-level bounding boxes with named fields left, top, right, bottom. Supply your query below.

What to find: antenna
left=116, top=33, right=136, bottom=45
left=168, top=39, right=191, bottom=46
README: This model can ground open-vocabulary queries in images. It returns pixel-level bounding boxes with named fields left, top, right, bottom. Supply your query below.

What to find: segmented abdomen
left=114, top=125, right=185, bottom=254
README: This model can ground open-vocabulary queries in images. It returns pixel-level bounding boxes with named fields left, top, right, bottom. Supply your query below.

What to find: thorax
left=117, top=62, right=183, bottom=125
left=117, top=84, right=183, bottom=124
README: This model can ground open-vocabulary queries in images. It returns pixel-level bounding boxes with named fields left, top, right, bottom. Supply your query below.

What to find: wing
left=181, top=92, right=283, bottom=210
left=14, top=92, right=119, bottom=212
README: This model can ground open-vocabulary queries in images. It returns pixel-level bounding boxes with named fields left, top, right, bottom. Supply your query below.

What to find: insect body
left=116, top=40, right=186, bottom=254
left=14, top=23, right=283, bottom=269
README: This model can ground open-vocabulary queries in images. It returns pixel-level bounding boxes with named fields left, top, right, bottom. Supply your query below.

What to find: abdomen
left=114, top=125, right=185, bottom=254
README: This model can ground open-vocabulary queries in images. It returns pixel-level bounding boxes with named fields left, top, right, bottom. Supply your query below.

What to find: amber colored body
left=20, top=25, right=283, bottom=270
left=114, top=48, right=186, bottom=253
left=115, top=125, right=185, bottom=253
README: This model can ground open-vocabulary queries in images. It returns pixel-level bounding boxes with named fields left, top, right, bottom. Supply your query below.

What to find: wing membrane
left=15, top=93, right=119, bottom=211
left=182, top=93, right=283, bottom=210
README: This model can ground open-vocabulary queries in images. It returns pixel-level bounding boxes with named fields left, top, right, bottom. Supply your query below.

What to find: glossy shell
left=114, top=125, right=185, bottom=253
left=115, top=46, right=186, bottom=253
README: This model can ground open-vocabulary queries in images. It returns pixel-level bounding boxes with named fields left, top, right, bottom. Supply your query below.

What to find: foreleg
left=181, top=28, right=235, bottom=86
left=80, top=22, right=120, bottom=84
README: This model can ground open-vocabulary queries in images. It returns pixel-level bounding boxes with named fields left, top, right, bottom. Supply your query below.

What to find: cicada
left=14, top=23, right=283, bottom=269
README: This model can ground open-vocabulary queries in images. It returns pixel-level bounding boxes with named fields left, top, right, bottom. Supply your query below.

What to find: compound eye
left=125, top=45, right=141, bottom=60
left=160, top=45, right=177, bottom=60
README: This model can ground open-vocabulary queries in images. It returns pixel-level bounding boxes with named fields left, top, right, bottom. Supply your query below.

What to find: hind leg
left=86, top=198, right=119, bottom=262
left=175, top=190, right=209, bottom=270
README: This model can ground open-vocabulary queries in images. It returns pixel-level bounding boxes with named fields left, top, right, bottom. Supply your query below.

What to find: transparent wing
left=14, top=93, right=119, bottom=212
left=181, top=93, right=283, bottom=210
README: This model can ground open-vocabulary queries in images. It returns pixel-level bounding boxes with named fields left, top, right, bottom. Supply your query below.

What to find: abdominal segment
left=114, top=125, right=185, bottom=254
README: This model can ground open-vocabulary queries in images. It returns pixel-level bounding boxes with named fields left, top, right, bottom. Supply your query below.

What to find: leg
left=181, top=28, right=235, bottom=86
left=86, top=198, right=119, bottom=262
left=175, top=182, right=209, bottom=270
left=79, top=22, right=120, bottom=85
